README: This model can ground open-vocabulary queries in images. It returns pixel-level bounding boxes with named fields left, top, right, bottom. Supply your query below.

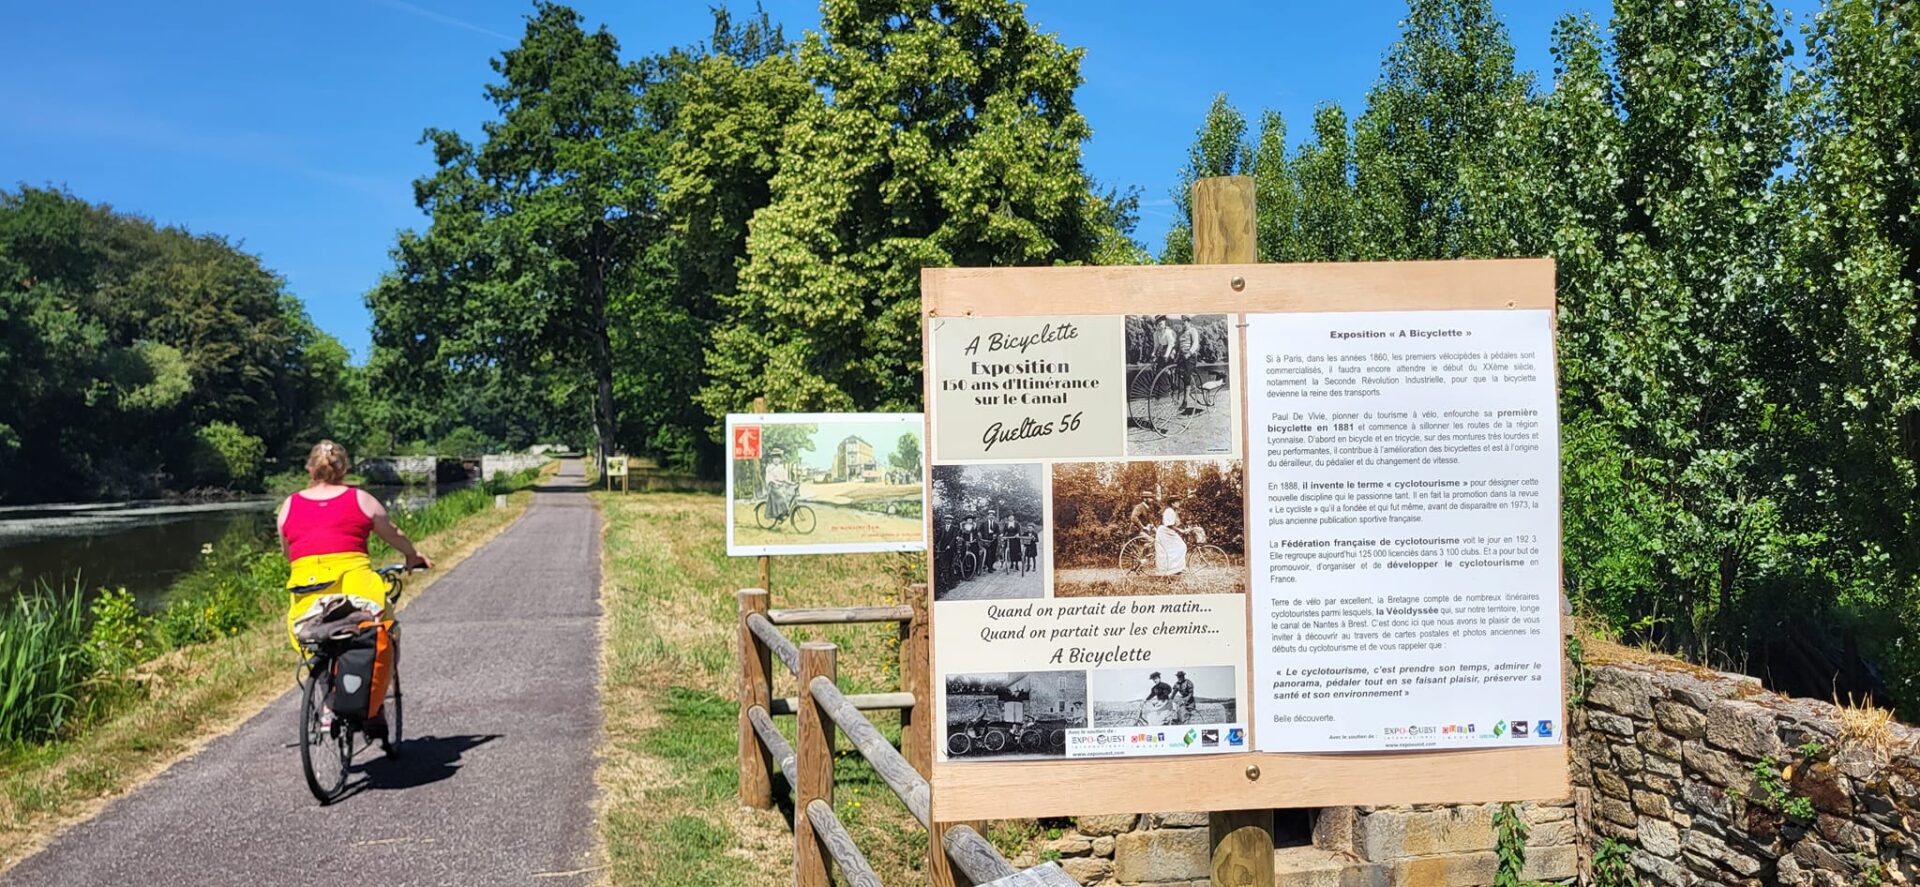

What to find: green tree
left=0, top=187, right=345, bottom=501
left=1780, top=0, right=1920, bottom=714
left=699, top=0, right=1130, bottom=418
left=369, top=2, right=654, bottom=472
left=1352, top=0, right=1544, bottom=259
left=621, top=7, right=813, bottom=473
left=1249, top=110, right=1300, bottom=262
left=1291, top=105, right=1360, bottom=261
left=889, top=432, right=922, bottom=477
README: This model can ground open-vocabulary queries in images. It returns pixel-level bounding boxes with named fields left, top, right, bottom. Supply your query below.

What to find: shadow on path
left=332, top=733, right=501, bottom=803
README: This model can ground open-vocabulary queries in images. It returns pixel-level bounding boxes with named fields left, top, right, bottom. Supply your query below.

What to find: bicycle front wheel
left=982, top=729, right=1007, bottom=752
left=1192, top=545, right=1227, bottom=570
left=301, top=666, right=349, bottom=803
left=791, top=506, right=818, bottom=534
left=960, top=551, right=977, bottom=580
left=1144, top=368, right=1182, bottom=433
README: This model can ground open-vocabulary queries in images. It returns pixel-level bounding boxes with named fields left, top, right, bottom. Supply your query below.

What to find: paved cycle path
left=5, top=460, right=603, bottom=887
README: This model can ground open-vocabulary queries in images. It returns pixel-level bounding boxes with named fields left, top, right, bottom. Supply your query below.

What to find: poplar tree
left=1352, top=0, right=1544, bottom=259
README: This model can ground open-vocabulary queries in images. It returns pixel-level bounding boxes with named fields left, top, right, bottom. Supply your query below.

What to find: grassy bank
left=594, top=491, right=969, bottom=886
left=0, top=464, right=551, bottom=870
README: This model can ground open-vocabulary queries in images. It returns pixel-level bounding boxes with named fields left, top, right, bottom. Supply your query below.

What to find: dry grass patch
left=591, top=492, right=932, bottom=887
left=0, top=487, right=538, bottom=873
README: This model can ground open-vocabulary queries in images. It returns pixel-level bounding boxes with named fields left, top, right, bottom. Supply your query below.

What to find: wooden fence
left=737, top=586, right=1075, bottom=887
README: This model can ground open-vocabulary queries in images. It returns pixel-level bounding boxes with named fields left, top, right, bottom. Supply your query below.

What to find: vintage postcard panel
left=725, top=412, right=926, bottom=556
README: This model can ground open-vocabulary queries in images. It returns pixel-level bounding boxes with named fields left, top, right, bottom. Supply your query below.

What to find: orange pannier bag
left=330, top=619, right=396, bottom=721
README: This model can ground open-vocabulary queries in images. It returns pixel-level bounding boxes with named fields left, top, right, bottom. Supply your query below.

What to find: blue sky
left=1, top=0, right=1817, bottom=361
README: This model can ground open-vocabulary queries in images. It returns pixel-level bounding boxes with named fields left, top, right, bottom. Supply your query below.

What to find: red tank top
left=284, top=488, right=373, bottom=560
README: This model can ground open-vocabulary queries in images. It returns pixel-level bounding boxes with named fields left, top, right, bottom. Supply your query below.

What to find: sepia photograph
left=932, top=463, right=1046, bottom=602
left=1050, top=459, right=1245, bottom=597
left=1088, top=666, right=1237, bottom=728
left=725, top=413, right=926, bottom=556
left=943, top=671, right=1088, bottom=760
left=1123, top=314, right=1235, bottom=458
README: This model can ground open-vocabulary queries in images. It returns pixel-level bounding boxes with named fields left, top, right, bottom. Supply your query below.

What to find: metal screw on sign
left=1245, top=764, right=1261, bottom=781
left=1230, top=276, right=1246, bottom=291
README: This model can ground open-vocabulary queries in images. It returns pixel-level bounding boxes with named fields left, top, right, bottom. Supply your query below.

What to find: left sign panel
left=725, top=412, right=929, bottom=556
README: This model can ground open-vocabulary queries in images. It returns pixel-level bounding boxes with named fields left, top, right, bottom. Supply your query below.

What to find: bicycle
left=996, top=535, right=1033, bottom=577
left=1132, top=699, right=1176, bottom=727
left=1120, top=528, right=1228, bottom=575
left=752, top=486, right=817, bottom=534
left=1126, top=360, right=1224, bottom=436
left=945, top=720, right=1007, bottom=756
left=1007, top=718, right=1045, bottom=752
left=944, top=540, right=979, bottom=583
left=296, top=564, right=417, bottom=804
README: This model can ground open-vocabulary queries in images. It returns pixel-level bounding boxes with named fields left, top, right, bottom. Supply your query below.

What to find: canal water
left=0, top=484, right=467, bottom=609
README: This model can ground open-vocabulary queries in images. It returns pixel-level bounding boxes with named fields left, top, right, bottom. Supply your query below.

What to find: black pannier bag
left=331, top=625, right=381, bottom=721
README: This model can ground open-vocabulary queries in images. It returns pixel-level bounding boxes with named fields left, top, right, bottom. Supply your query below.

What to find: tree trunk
left=586, top=241, right=618, bottom=474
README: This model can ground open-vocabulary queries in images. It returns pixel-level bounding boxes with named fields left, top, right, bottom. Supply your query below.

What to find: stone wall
left=1025, top=651, right=1919, bottom=886
left=479, top=453, right=547, bottom=480
left=355, top=455, right=437, bottom=484
left=1573, top=657, right=1919, bottom=886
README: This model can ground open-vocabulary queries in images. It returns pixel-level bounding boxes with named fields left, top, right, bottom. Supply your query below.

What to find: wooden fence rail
left=737, top=586, right=1075, bottom=887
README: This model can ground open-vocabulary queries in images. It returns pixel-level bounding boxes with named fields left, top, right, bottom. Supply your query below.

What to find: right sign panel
left=1246, top=309, right=1563, bottom=752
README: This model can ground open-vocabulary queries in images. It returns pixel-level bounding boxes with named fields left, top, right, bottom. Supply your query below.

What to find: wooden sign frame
left=920, top=259, right=1568, bottom=821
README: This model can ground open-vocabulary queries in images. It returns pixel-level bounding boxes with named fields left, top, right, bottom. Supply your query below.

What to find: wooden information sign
left=921, top=259, right=1569, bottom=821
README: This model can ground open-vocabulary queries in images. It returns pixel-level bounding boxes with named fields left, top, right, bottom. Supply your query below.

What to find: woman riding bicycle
left=279, top=440, right=432, bottom=650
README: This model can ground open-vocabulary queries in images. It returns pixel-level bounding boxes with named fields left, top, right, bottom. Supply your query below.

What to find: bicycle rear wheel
left=301, top=664, right=349, bottom=803
left=383, top=661, right=403, bottom=759
left=1120, top=536, right=1153, bottom=574
left=753, top=502, right=776, bottom=530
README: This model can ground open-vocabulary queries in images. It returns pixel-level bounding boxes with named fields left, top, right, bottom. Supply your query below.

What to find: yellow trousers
left=285, top=552, right=388, bottom=649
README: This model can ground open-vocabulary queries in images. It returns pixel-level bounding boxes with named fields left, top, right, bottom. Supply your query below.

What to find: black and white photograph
left=943, top=671, right=1088, bottom=760
left=1124, top=314, right=1235, bottom=457
left=1050, top=459, right=1245, bottom=597
left=932, top=463, right=1046, bottom=602
left=1088, top=666, right=1237, bottom=728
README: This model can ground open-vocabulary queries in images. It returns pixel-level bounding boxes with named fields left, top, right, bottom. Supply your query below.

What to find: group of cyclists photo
left=935, top=510, right=1041, bottom=586
left=930, top=463, right=1047, bottom=601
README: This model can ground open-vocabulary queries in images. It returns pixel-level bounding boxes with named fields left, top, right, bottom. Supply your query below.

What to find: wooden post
left=796, top=641, right=838, bottom=887
left=738, top=588, right=774, bottom=809
left=1209, top=810, right=1276, bottom=887
left=901, top=582, right=930, bottom=774
left=1191, top=174, right=1275, bottom=887
left=1191, top=176, right=1257, bottom=265
left=910, top=582, right=976, bottom=887
left=752, top=396, right=772, bottom=594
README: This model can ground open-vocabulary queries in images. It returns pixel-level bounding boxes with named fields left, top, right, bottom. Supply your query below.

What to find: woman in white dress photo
left=1154, top=495, right=1188, bottom=576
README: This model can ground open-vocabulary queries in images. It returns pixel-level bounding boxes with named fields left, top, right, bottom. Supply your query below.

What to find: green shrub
left=187, top=421, right=266, bottom=491
left=86, top=588, right=146, bottom=678
left=0, top=586, right=92, bottom=746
